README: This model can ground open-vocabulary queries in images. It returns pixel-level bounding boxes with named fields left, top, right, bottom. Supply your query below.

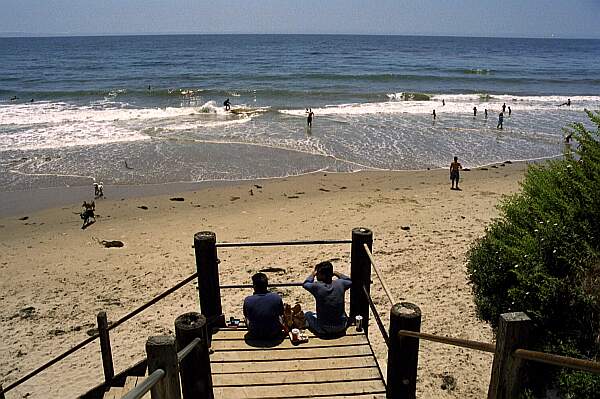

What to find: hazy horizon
left=1, top=32, right=599, bottom=40
left=1, top=0, right=599, bottom=40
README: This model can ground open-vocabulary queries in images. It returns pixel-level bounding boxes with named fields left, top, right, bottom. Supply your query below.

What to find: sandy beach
left=0, top=162, right=527, bottom=398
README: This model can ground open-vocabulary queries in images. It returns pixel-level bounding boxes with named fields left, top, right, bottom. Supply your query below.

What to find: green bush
left=466, top=110, right=600, bottom=398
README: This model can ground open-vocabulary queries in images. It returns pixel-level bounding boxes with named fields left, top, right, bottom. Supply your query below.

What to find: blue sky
left=1, top=0, right=599, bottom=38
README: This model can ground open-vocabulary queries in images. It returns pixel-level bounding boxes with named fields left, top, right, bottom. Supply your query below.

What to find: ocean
left=1, top=34, right=599, bottom=192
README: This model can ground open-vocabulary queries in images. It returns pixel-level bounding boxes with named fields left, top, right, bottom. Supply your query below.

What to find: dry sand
left=0, top=162, right=527, bottom=398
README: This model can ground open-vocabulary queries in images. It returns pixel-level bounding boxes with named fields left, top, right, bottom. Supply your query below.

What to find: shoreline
left=0, top=156, right=546, bottom=218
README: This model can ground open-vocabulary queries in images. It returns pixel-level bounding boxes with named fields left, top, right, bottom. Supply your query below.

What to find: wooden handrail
left=398, top=330, right=496, bottom=353
left=362, top=285, right=389, bottom=346
left=363, top=243, right=396, bottom=306
left=121, top=369, right=165, bottom=399
left=397, top=330, right=600, bottom=375
left=216, top=239, right=352, bottom=248
left=220, top=282, right=303, bottom=289
left=514, top=349, right=600, bottom=375
left=177, top=337, right=201, bottom=363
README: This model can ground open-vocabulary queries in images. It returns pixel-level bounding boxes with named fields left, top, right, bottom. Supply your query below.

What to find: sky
left=1, top=0, right=599, bottom=39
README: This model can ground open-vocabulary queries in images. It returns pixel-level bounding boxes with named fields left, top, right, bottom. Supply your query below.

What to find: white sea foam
left=0, top=100, right=261, bottom=151
left=280, top=94, right=600, bottom=117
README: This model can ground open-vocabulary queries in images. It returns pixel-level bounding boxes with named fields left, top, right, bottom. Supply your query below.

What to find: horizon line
left=0, top=32, right=598, bottom=40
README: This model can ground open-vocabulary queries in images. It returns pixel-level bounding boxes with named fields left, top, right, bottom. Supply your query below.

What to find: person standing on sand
left=442, top=99, right=445, bottom=106
left=306, top=108, right=314, bottom=128
left=473, top=106, right=477, bottom=117
left=502, top=103, right=506, bottom=113
left=497, top=112, right=504, bottom=129
left=450, top=156, right=462, bottom=190
left=508, top=106, right=512, bottom=116
left=433, top=109, right=436, bottom=120
left=484, top=109, right=488, bottom=119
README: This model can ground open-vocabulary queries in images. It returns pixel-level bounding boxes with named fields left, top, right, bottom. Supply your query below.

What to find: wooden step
left=210, top=327, right=386, bottom=399
left=214, top=380, right=386, bottom=399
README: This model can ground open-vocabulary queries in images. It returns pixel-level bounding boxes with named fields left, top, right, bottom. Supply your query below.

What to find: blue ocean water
left=0, top=35, right=599, bottom=191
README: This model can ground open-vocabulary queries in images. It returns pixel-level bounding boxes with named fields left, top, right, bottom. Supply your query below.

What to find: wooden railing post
left=97, top=311, right=114, bottom=383
left=1, top=383, right=5, bottom=399
left=175, top=313, right=214, bottom=399
left=194, top=232, right=225, bottom=331
left=146, top=336, right=181, bottom=399
left=488, top=312, right=532, bottom=399
left=350, top=227, right=372, bottom=334
left=387, top=302, right=422, bottom=399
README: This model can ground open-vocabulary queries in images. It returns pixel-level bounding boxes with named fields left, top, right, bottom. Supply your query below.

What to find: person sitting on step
left=243, top=272, right=284, bottom=339
left=303, top=261, right=352, bottom=336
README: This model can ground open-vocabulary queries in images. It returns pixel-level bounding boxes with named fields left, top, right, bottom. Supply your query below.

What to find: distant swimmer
left=223, top=98, right=231, bottom=111
left=306, top=108, right=314, bottom=128
left=30, top=98, right=34, bottom=103
left=560, top=98, right=571, bottom=107
left=442, top=99, right=445, bottom=106
left=497, top=112, right=504, bottom=129
left=433, top=109, right=437, bottom=119
left=147, top=85, right=151, bottom=91
left=10, top=96, right=18, bottom=101
left=508, top=106, right=512, bottom=116
left=502, top=103, right=506, bottom=113
left=450, top=156, right=463, bottom=190
left=473, top=106, right=477, bottom=117
left=564, top=133, right=573, bottom=143
left=484, top=109, right=488, bottom=119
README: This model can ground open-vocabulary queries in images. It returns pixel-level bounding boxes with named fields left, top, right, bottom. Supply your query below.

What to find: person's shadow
left=244, top=332, right=285, bottom=348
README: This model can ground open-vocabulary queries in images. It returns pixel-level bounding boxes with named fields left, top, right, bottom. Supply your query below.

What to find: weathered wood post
left=97, top=311, right=114, bottom=383
left=175, top=312, right=214, bottom=399
left=350, top=227, right=373, bottom=334
left=1, top=384, right=5, bottom=399
left=194, top=231, right=225, bottom=331
left=488, top=312, right=532, bottom=399
left=146, top=336, right=182, bottom=399
left=387, top=302, right=422, bottom=399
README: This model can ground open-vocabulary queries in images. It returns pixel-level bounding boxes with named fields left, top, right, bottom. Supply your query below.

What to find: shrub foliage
left=466, top=111, right=600, bottom=398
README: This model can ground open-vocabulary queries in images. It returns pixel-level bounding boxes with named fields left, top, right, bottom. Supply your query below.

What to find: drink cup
left=356, top=315, right=363, bottom=332
left=291, top=328, right=300, bottom=341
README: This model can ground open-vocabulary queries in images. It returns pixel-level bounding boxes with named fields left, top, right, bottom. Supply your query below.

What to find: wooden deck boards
left=211, top=327, right=385, bottom=399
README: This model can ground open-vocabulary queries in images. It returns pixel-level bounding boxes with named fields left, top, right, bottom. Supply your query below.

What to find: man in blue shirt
left=303, top=261, right=352, bottom=336
left=243, top=273, right=284, bottom=339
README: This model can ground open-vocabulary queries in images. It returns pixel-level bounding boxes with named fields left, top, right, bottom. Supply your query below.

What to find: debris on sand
left=18, top=306, right=36, bottom=319
left=259, top=267, right=287, bottom=273
left=169, top=197, right=185, bottom=202
left=95, top=239, right=125, bottom=248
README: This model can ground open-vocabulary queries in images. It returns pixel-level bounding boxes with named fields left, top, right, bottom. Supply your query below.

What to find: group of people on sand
left=243, top=261, right=352, bottom=340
